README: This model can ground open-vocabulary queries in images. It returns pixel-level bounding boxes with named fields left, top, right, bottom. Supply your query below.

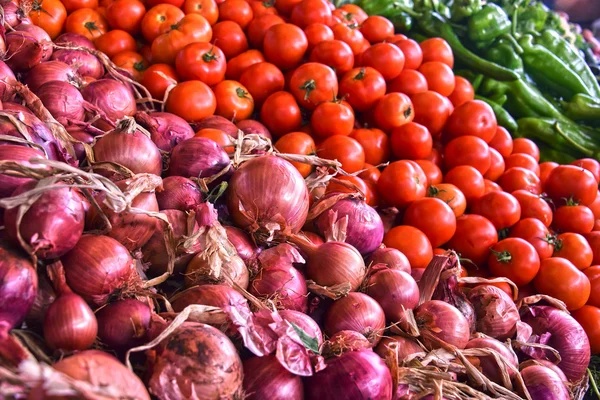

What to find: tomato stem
left=299, top=80, right=316, bottom=101
left=490, top=248, right=512, bottom=263
left=353, top=68, right=366, bottom=81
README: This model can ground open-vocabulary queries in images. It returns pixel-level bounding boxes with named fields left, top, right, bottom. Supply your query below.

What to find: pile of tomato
left=27, top=0, right=600, bottom=355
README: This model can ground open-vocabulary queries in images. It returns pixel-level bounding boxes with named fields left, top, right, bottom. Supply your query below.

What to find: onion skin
left=325, top=293, right=386, bottom=345
left=134, top=111, right=195, bottom=152
left=224, top=225, right=258, bottom=263
left=0, top=60, right=16, bottom=101
left=5, top=31, right=43, bottom=71
left=93, top=130, right=162, bottom=178
left=43, top=292, right=98, bottom=351
left=66, top=125, right=95, bottom=161
left=305, top=350, right=393, bottom=400
left=167, top=137, right=230, bottom=179
left=520, top=360, right=568, bottom=382
left=96, top=299, right=151, bottom=350
left=36, top=80, right=86, bottom=123
left=465, top=337, right=518, bottom=384
left=279, top=309, right=324, bottom=347
left=368, top=247, right=411, bottom=273
left=4, top=182, right=85, bottom=259
left=192, top=115, right=239, bottom=136
left=315, top=199, right=384, bottom=255
left=155, top=176, right=202, bottom=212
left=0, top=145, right=45, bottom=199
left=375, top=335, right=423, bottom=362
left=521, top=365, right=570, bottom=400
left=14, top=23, right=52, bottom=61
left=325, top=330, right=373, bottom=354
left=146, top=323, right=243, bottom=399
left=54, top=33, right=95, bottom=49
left=366, top=269, right=419, bottom=322
left=414, top=300, right=470, bottom=350
left=250, top=263, right=308, bottom=312
left=227, top=156, right=309, bottom=234
left=53, top=350, right=150, bottom=400
left=236, top=119, right=271, bottom=139
left=171, top=284, right=249, bottom=312
left=3, top=3, right=28, bottom=28
left=306, top=241, right=366, bottom=292
left=0, top=245, right=37, bottom=330
left=468, top=285, right=519, bottom=340
left=185, top=252, right=250, bottom=290
left=51, top=49, right=104, bottom=79
left=521, top=305, right=591, bottom=381
left=24, top=61, right=76, bottom=93
left=61, top=234, right=135, bottom=306
left=243, top=355, right=303, bottom=400
left=81, top=79, right=136, bottom=130
left=25, top=272, right=56, bottom=331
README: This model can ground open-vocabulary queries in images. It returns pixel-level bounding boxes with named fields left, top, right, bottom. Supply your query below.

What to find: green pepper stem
left=393, top=3, right=421, bottom=17
left=500, top=34, right=524, bottom=55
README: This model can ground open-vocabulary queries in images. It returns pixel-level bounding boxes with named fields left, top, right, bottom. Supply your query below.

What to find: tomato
left=218, top=0, right=253, bottom=29
left=326, top=175, right=376, bottom=206
left=239, top=62, right=284, bottom=107
left=488, top=238, right=540, bottom=287
left=349, top=128, right=389, bottom=165
left=585, top=232, right=600, bottom=266
left=249, top=0, right=278, bottom=17
left=360, top=15, right=393, bottom=43
left=393, top=39, right=423, bottom=70
left=339, top=4, right=368, bottom=24
left=275, top=132, right=315, bottom=177
left=511, top=138, right=540, bottom=161
left=105, top=0, right=145, bottom=35
left=141, top=5, right=184, bottom=43
left=483, top=148, right=505, bottom=182
left=415, top=160, right=442, bottom=186
left=211, top=20, right=248, bottom=59
left=194, top=128, right=233, bottom=151
left=411, top=91, right=452, bottom=138
left=309, top=40, right=355, bottom=77
left=388, top=69, right=427, bottom=96
left=447, top=214, right=498, bottom=267
left=584, top=266, right=600, bottom=307
left=140, top=64, right=179, bottom=99
left=448, top=76, right=474, bottom=108
left=443, top=100, right=497, bottom=144
left=260, top=91, right=302, bottom=137
left=151, top=14, right=212, bottom=65
left=510, top=218, right=554, bottom=260
left=512, top=190, right=553, bottom=227
left=111, top=51, right=147, bottom=81
left=539, top=161, right=559, bottom=188
left=572, top=306, right=600, bottom=353
left=289, top=63, right=338, bottom=110
left=65, top=8, right=108, bottom=41
left=331, top=23, right=365, bottom=55
left=359, top=163, right=381, bottom=185
left=147, top=0, right=185, bottom=7
left=360, top=43, right=405, bottom=81
left=416, top=62, right=454, bottom=97
left=427, top=183, right=466, bottom=217
left=29, top=0, right=66, bottom=39
left=545, top=165, right=598, bottom=206
left=572, top=158, right=600, bottom=183
left=318, top=135, right=365, bottom=174
left=61, top=0, right=98, bottom=13
left=553, top=232, right=593, bottom=270
left=403, top=197, right=456, bottom=248
left=94, top=30, right=136, bottom=58
left=373, top=93, right=413, bottom=132
left=183, top=0, right=219, bottom=26
left=504, top=153, right=540, bottom=176
left=590, top=193, right=600, bottom=219
left=274, top=0, right=301, bottom=16
left=175, top=42, right=226, bottom=85
left=426, top=147, right=443, bottom=169
left=488, top=126, right=513, bottom=158
left=419, top=37, right=453, bottom=68
left=226, top=50, right=265, bottom=81
left=443, top=136, right=491, bottom=175
left=331, top=8, right=357, bottom=25
left=383, top=225, right=433, bottom=269
left=377, top=160, right=427, bottom=208
left=165, top=80, right=217, bottom=122
left=553, top=205, right=595, bottom=234
left=535, top=257, right=590, bottom=310
left=471, top=191, right=521, bottom=230
left=498, top=167, right=542, bottom=194
left=443, top=165, right=485, bottom=205
left=304, top=23, right=334, bottom=51
left=212, top=80, right=254, bottom=121
left=311, top=102, right=354, bottom=138
left=390, top=122, right=432, bottom=160
left=290, top=0, right=332, bottom=28
left=263, top=23, right=308, bottom=70
left=339, top=67, right=386, bottom=112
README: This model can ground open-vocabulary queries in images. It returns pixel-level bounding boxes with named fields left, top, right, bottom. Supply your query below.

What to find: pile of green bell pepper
left=339, top=0, right=600, bottom=161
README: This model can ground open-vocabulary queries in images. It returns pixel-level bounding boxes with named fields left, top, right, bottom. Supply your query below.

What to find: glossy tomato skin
left=483, top=148, right=505, bottom=182
left=30, top=0, right=67, bottom=39
left=246, top=14, right=285, bottom=49
left=418, top=62, right=455, bottom=97
left=183, top=0, right=219, bottom=26
left=360, top=15, right=393, bottom=43
left=111, top=51, right=148, bottom=81
left=534, top=257, right=590, bottom=310
left=443, top=100, right=497, bottom=144
left=383, top=225, right=433, bottom=269
left=420, top=38, right=453, bottom=68
left=377, top=160, right=427, bottom=209
left=239, top=62, right=285, bottom=106
left=498, top=167, right=542, bottom=195
left=488, top=126, right=513, bottom=158
left=511, top=138, right=540, bottom=162
left=553, top=205, right=595, bottom=234
left=443, top=135, right=491, bottom=175
left=260, top=91, right=302, bottom=137
left=411, top=91, right=451, bottom=136
left=349, top=128, right=389, bottom=166
left=213, top=80, right=254, bottom=121
left=290, top=0, right=332, bottom=28
left=447, top=214, right=498, bottom=267
left=403, top=197, right=456, bottom=248
left=263, top=23, right=308, bottom=70
left=289, top=63, right=338, bottom=110
left=572, top=158, right=600, bottom=183
left=312, top=102, right=355, bottom=138
left=572, top=305, right=600, bottom=354
left=339, top=4, right=368, bottom=24
left=360, top=43, right=405, bottom=80
left=94, top=30, right=136, bottom=58
left=309, top=40, right=354, bottom=77
left=584, top=266, right=600, bottom=307
left=388, top=70, right=428, bottom=96
left=65, top=8, right=108, bottom=41
left=471, top=191, right=521, bottom=230
left=394, top=39, right=423, bottom=70
left=140, top=64, right=179, bottom=100
left=318, top=135, right=365, bottom=174
left=165, top=80, right=217, bottom=122
left=390, top=122, right=432, bottom=160
left=331, top=23, right=365, bottom=56
left=275, top=132, right=315, bottom=177
left=427, top=183, right=466, bottom=218
left=62, top=0, right=98, bottom=12
left=226, top=50, right=265, bottom=81
left=304, top=23, right=334, bottom=51
left=148, top=0, right=185, bottom=7
left=218, top=0, right=253, bottom=29
left=211, top=20, right=248, bottom=59
left=105, top=0, right=146, bottom=35
left=545, top=165, right=598, bottom=207
left=553, top=232, right=594, bottom=270
left=151, top=14, right=212, bottom=64
left=510, top=218, right=555, bottom=260
left=443, top=165, right=485, bottom=205
left=339, top=67, right=386, bottom=112
left=505, top=153, right=540, bottom=176
left=539, top=161, right=559, bottom=187
left=175, top=42, right=226, bottom=85
left=511, top=190, right=553, bottom=227
left=141, top=4, right=184, bottom=43
left=448, top=76, right=474, bottom=107
left=373, top=93, right=414, bottom=132
left=488, top=238, right=540, bottom=287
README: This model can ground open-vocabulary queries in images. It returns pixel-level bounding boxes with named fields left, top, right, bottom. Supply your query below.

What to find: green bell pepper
left=449, top=0, right=482, bottom=22
left=388, top=12, right=413, bottom=32
left=516, top=2, right=548, bottom=34
left=486, top=37, right=524, bottom=76
left=468, top=3, right=511, bottom=42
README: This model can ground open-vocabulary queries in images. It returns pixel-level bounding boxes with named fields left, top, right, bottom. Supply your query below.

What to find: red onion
left=3, top=3, right=29, bottom=28
left=4, top=31, right=43, bottom=71
left=279, top=309, right=324, bottom=346
left=66, top=124, right=95, bottom=161
left=96, top=299, right=151, bottom=349
left=134, top=111, right=195, bottom=152
left=227, top=156, right=309, bottom=235
left=25, top=272, right=55, bottom=330
left=366, top=268, right=419, bottom=322
left=185, top=251, right=250, bottom=289
left=92, top=122, right=162, bottom=177
left=325, top=292, right=386, bottom=345
left=13, top=23, right=51, bottom=61
left=303, top=241, right=366, bottom=292
left=167, top=137, right=230, bottom=179
left=324, top=330, right=373, bottom=354
left=81, top=79, right=136, bottom=130
left=520, top=365, right=570, bottom=400
left=155, top=176, right=201, bottom=211
left=305, top=350, right=393, bottom=400
left=171, top=284, right=249, bottom=312
left=4, top=181, right=85, bottom=259
left=243, top=355, right=303, bottom=400
left=36, top=80, right=85, bottom=124
left=236, top=119, right=271, bottom=139
left=2, top=102, right=31, bottom=114
left=520, top=359, right=568, bottom=382
left=0, top=244, right=37, bottom=331
left=367, top=247, right=411, bottom=273
left=51, top=49, right=104, bottom=79
left=54, top=33, right=95, bottom=49
left=414, top=300, right=470, bottom=350
left=0, top=60, right=16, bottom=101
left=250, top=263, right=307, bottom=312
left=465, top=337, right=518, bottom=384
left=468, top=285, right=519, bottom=340
left=375, top=335, right=423, bottom=362
left=24, top=61, right=77, bottom=92
left=146, top=323, right=243, bottom=399
left=61, top=234, right=135, bottom=306
left=53, top=350, right=150, bottom=400
left=0, top=145, right=45, bottom=198
left=191, top=114, right=239, bottom=136
left=225, top=225, right=258, bottom=262
left=520, top=305, right=591, bottom=381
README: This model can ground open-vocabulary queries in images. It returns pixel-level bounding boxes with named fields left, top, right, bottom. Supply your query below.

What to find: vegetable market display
left=0, top=0, right=599, bottom=399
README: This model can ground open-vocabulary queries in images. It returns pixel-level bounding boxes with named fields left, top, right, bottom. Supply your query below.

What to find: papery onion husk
left=243, top=355, right=303, bottom=400
left=225, top=225, right=259, bottom=263
left=0, top=60, right=16, bottom=101
left=81, top=79, right=136, bottom=130
left=146, top=323, right=243, bottom=399
left=520, top=365, right=570, bottom=400
left=167, top=137, right=230, bottom=179
left=305, top=350, right=393, bottom=400
left=366, top=268, right=419, bottom=323
left=3, top=102, right=32, bottom=114
left=236, top=119, right=271, bottom=139
left=374, top=335, right=423, bottom=363
left=13, top=23, right=51, bottom=61
left=134, top=111, right=195, bottom=152
left=323, top=330, right=373, bottom=356
left=325, top=292, right=386, bottom=345
left=4, top=181, right=85, bottom=259
left=184, top=251, right=250, bottom=289
left=53, top=350, right=150, bottom=400
left=35, top=80, right=85, bottom=123
left=24, top=61, right=77, bottom=93
left=51, top=48, right=104, bottom=79
left=465, top=337, right=519, bottom=384
left=468, top=285, right=519, bottom=340
left=250, top=263, right=308, bottom=312
left=5, top=31, right=43, bottom=72
left=155, top=176, right=202, bottom=212
left=191, top=114, right=239, bottom=136
left=305, top=241, right=366, bottom=292
left=96, top=299, right=151, bottom=350
left=0, top=244, right=37, bottom=331
left=279, top=309, right=324, bottom=347
left=368, top=247, right=411, bottom=273
left=414, top=300, right=470, bottom=350
left=61, top=234, right=135, bottom=306
left=54, top=33, right=95, bottom=49
left=227, top=155, right=309, bottom=235
left=0, top=145, right=45, bottom=198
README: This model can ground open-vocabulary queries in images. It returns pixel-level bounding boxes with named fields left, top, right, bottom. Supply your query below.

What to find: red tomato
left=360, top=43, right=405, bottom=80
left=263, top=23, right=308, bottom=70
left=194, top=128, right=234, bottom=152
left=339, top=4, right=368, bottom=24
left=183, top=0, right=219, bottom=25
left=388, top=69, right=428, bottom=96
left=175, top=42, right=226, bottom=86
left=554, top=232, right=594, bottom=270
left=318, top=135, right=365, bottom=174
left=390, top=122, right=432, bottom=160
left=360, top=15, right=393, bottom=43
left=147, top=0, right=185, bottom=7
left=274, top=0, right=301, bottom=16
left=443, top=100, right=497, bottom=144
left=309, top=40, right=355, bottom=77
left=211, top=20, right=248, bottom=59
left=105, top=0, right=145, bottom=35
left=212, top=80, right=253, bottom=121
left=111, top=51, right=148, bottom=81
left=140, top=64, right=179, bottom=100
left=373, top=93, right=414, bottom=132
left=427, top=183, right=466, bottom=218
left=585, top=232, right=600, bottom=266
left=151, top=14, right=213, bottom=65
left=584, top=266, right=600, bottom=307
left=141, top=4, right=184, bottom=43
left=225, top=50, right=265, bottom=81
left=218, top=0, right=253, bottom=29
left=539, top=161, right=558, bottom=187
left=511, top=138, right=540, bottom=162
left=444, top=165, right=485, bottom=205
left=498, top=167, right=542, bottom=194
left=260, top=91, right=302, bottom=137
left=483, top=148, right=505, bottom=182
left=165, top=80, right=216, bottom=122
left=471, top=191, right=521, bottom=230
left=62, top=0, right=98, bottom=13
left=304, top=23, right=334, bottom=51
left=383, top=225, right=433, bottom=269
left=447, top=214, right=498, bottom=267
left=249, top=0, right=278, bottom=17
left=239, top=62, right=284, bottom=106
left=246, top=14, right=285, bottom=49
left=312, top=102, right=355, bottom=138
left=419, top=37, right=453, bottom=68
left=418, top=61, right=455, bottom=97
left=349, top=128, right=390, bottom=165
left=448, top=76, right=474, bottom=107
left=289, top=63, right=338, bottom=110
left=339, top=67, right=386, bottom=112
left=534, top=257, right=590, bottom=310
left=510, top=218, right=555, bottom=260
left=65, top=8, right=108, bottom=41
left=331, top=23, right=366, bottom=55
left=483, top=179, right=502, bottom=194
left=572, top=306, right=600, bottom=353
left=94, top=30, right=136, bottom=59
left=426, top=147, right=443, bottom=169
left=545, top=165, right=598, bottom=206
left=403, top=197, right=456, bottom=247
left=290, top=0, right=332, bottom=28
left=416, top=160, right=442, bottom=185
left=30, top=0, right=66, bottom=40
left=275, top=131, right=315, bottom=178
left=504, top=153, right=540, bottom=176
left=359, top=163, right=381, bottom=185
left=572, top=158, right=600, bottom=183
left=488, top=126, right=513, bottom=158
left=411, top=91, right=451, bottom=136
left=393, top=39, right=423, bottom=70
left=377, top=160, right=427, bottom=208
left=512, top=190, right=553, bottom=227
left=326, top=175, right=376, bottom=206
left=488, top=238, right=540, bottom=287
left=443, top=136, right=491, bottom=175
left=553, top=205, right=595, bottom=234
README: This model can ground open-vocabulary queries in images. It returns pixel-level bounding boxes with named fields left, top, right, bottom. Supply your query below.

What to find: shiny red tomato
left=488, top=238, right=540, bottom=287
left=471, top=191, right=521, bottom=230
left=403, top=197, right=456, bottom=248
left=263, top=23, right=308, bottom=70
left=510, top=218, right=555, bottom=260
left=427, top=183, right=466, bottom=218
left=483, top=148, right=505, bottom=182
left=62, top=0, right=98, bottom=12
left=165, top=80, right=216, bottom=122
left=211, top=20, right=248, bottom=59
left=584, top=266, right=600, bottom=307
left=511, top=138, right=540, bottom=162
left=498, top=167, right=542, bottom=194
left=572, top=158, right=600, bottom=183
left=105, top=0, right=145, bottom=35
left=140, top=64, right=179, bottom=100
left=504, top=153, right=540, bottom=176
left=260, top=91, right=302, bottom=137
left=511, top=190, right=553, bottom=227
left=416, top=160, right=442, bottom=186
left=218, top=0, right=253, bottom=29
left=419, top=37, right=454, bottom=68
left=388, top=69, right=428, bottom=96
left=448, top=76, right=474, bottom=107
left=360, top=43, right=405, bottom=81
left=249, top=0, right=278, bottom=17
left=94, top=29, right=137, bottom=58
left=339, top=67, right=386, bottom=112
left=443, top=165, right=485, bottom=205
left=443, top=100, right=497, bottom=144
left=377, top=160, right=427, bottom=208
left=175, top=42, right=226, bottom=86
left=418, top=61, right=455, bottom=97
left=373, top=93, right=414, bottom=132
left=332, top=22, right=366, bottom=55
left=30, top=0, right=67, bottom=39
left=318, top=135, right=365, bottom=174
left=213, top=80, right=253, bottom=121
left=289, top=63, right=338, bottom=110
left=349, top=128, right=390, bottom=165
left=312, top=101, right=355, bottom=138
left=151, top=14, right=213, bottom=64
left=339, top=4, right=368, bottom=24
left=411, top=91, right=451, bottom=136
left=585, top=232, right=600, bottom=266
left=539, top=161, right=558, bottom=187
left=239, top=62, right=284, bottom=106
left=553, top=205, right=595, bottom=234
left=111, top=51, right=148, bottom=81
left=383, top=225, right=433, bottom=269
left=443, top=135, right=491, bottom=175
left=290, top=0, right=332, bottom=28
left=447, top=214, right=498, bottom=267
left=274, top=0, right=301, bottom=15
left=183, top=0, right=219, bottom=25
left=488, top=126, right=513, bottom=158
left=572, top=306, right=600, bottom=353
left=360, top=15, right=393, bottom=43
left=246, top=14, right=285, bottom=49
left=390, top=122, right=432, bottom=160
left=534, top=257, right=590, bottom=310
left=393, top=39, right=423, bottom=70
left=225, top=49, right=265, bottom=81
left=326, top=175, right=376, bottom=206
left=554, top=232, right=594, bottom=270
left=304, top=23, right=334, bottom=51
left=65, top=8, right=108, bottom=41
left=545, top=165, right=598, bottom=206
left=141, top=4, right=184, bottom=43
left=309, top=39, right=355, bottom=77
left=275, top=131, right=316, bottom=177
